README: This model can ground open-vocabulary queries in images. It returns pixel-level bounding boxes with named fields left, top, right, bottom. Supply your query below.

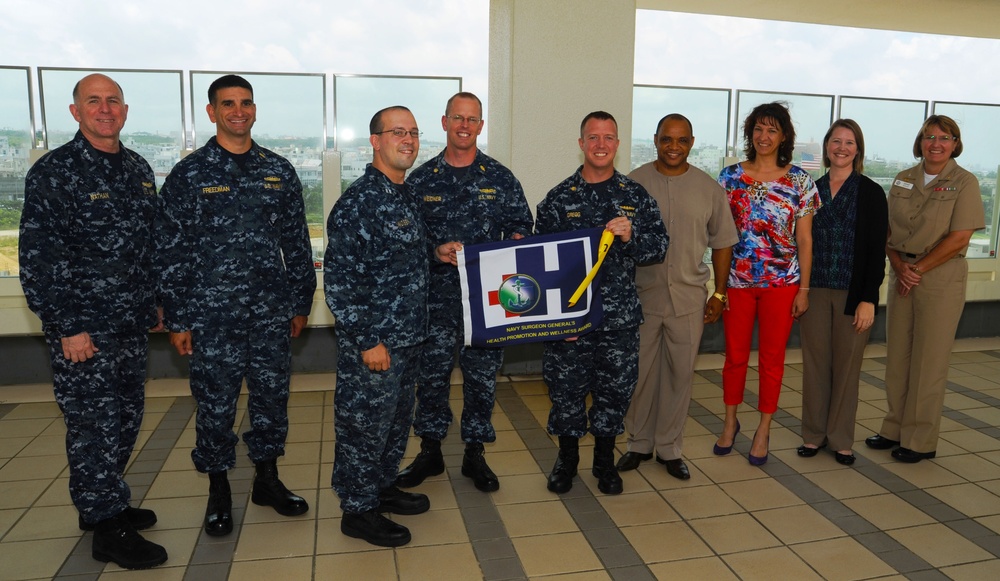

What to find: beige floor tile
left=160, top=447, right=194, bottom=472
left=394, top=508, right=469, bottom=546
left=660, top=484, right=744, bottom=520
left=527, top=572, right=611, bottom=581
left=512, top=531, right=603, bottom=577
left=935, top=454, right=1000, bottom=482
left=1, top=402, right=62, bottom=420
left=139, top=496, right=207, bottom=530
left=234, top=519, right=316, bottom=560
left=621, top=521, right=713, bottom=563
left=889, top=523, right=993, bottom=567
left=274, top=460, right=322, bottom=491
left=0, top=418, right=56, bottom=439
left=688, top=513, right=781, bottom=555
left=854, top=401, right=886, bottom=420
left=227, top=556, right=312, bottom=581
left=417, top=479, right=458, bottom=511
left=146, top=468, right=206, bottom=499
left=278, top=441, right=321, bottom=464
left=3, top=504, right=79, bottom=541
left=940, top=429, right=1000, bottom=453
left=881, top=459, right=967, bottom=488
left=0, top=537, right=80, bottom=581
left=315, top=551, right=398, bottom=579
left=0, top=480, right=51, bottom=509
left=719, top=478, right=805, bottom=511
left=0, top=437, right=31, bottom=460
left=0, top=454, right=67, bottom=481
left=941, top=559, right=1000, bottom=581
left=754, top=505, right=845, bottom=544
left=842, top=494, right=935, bottom=530
left=99, top=566, right=187, bottom=580
left=670, top=434, right=719, bottom=460
left=487, top=430, right=527, bottom=453
left=943, top=392, right=988, bottom=410
left=648, top=556, right=739, bottom=580
left=315, top=487, right=341, bottom=520
left=0, top=507, right=25, bottom=538
left=486, top=449, right=543, bottom=477
left=315, top=517, right=391, bottom=555
left=24, top=477, right=70, bottom=508
left=497, top=500, right=577, bottom=537
left=10, top=435, right=65, bottom=458
left=791, top=536, right=896, bottom=580
left=286, top=405, right=324, bottom=424
left=803, top=467, right=888, bottom=499
left=977, top=514, right=1000, bottom=534
left=925, top=483, right=1000, bottom=518
left=397, top=543, right=482, bottom=581
left=491, top=412, right=515, bottom=432
left=511, top=380, right=548, bottom=396
left=520, top=394, right=551, bottom=411
left=688, top=454, right=770, bottom=484
left=597, top=491, right=680, bottom=527
left=285, top=422, right=323, bottom=444
left=723, top=546, right=821, bottom=581
left=493, top=473, right=563, bottom=505
left=978, top=478, right=1000, bottom=497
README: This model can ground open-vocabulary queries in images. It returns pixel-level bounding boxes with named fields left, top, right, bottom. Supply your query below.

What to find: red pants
left=722, top=286, right=798, bottom=414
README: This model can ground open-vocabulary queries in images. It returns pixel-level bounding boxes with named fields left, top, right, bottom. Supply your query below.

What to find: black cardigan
left=815, top=172, right=889, bottom=316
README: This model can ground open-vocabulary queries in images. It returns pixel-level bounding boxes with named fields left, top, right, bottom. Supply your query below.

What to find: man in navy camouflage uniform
left=396, top=92, right=533, bottom=493
left=156, top=75, right=315, bottom=537
left=19, top=73, right=167, bottom=570
left=325, top=106, right=432, bottom=548
left=535, top=111, right=668, bottom=495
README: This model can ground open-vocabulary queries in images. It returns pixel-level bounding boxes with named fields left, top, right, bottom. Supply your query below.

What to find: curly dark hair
left=742, top=101, right=795, bottom=167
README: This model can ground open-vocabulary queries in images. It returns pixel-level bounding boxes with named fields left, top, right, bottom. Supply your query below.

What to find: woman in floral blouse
left=712, top=102, right=820, bottom=466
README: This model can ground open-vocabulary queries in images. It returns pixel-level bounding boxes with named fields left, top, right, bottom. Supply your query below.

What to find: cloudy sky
left=2, top=2, right=999, bottom=167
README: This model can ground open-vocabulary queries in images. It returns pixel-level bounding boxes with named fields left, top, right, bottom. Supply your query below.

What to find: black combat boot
left=92, top=511, right=168, bottom=570
left=547, top=436, right=579, bottom=493
left=593, top=436, right=623, bottom=494
left=204, top=471, right=233, bottom=536
left=395, top=437, right=445, bottom=488
left=461, top=443, right=500, bottom=492
left=341, top=509, right=411, bottom=547
left=79, top=506, right=157, bottom=532
left=251, top=459, right=309, bottom=516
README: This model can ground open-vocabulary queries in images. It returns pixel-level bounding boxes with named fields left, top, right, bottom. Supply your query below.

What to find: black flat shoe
left=834, top=452, right=856, bottom=465
left=616, top=451, right=653, bottom=471
left=796, top=444, right=826, bottom=458
left=865, top=434, right=899, bottom=450
left=891, top=447, right=936, bottom=463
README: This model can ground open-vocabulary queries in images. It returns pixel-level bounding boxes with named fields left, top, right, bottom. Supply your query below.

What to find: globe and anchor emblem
left=496, top=274, right=541, bottom=314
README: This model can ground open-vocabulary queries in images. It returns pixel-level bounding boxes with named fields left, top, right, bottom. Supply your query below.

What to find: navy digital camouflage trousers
left=189, top=321, right=291, bottom=473
left=332, top=338, right=419, bottom=514
left=543, top=327, right=640, bottom=438
left=48, top=331, right=146, bottom=525
left=413, top=317, right=503, bottom=443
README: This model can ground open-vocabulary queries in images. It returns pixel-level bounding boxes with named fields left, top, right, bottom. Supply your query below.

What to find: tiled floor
left=2, top=338, right=1000, bottom=580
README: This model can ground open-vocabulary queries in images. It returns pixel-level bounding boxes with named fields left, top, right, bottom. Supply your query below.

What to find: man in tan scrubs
left=620, top=114, right=738, bottom=479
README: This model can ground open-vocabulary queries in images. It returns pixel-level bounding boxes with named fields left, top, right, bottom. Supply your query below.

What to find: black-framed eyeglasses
left=446, top=114, right=481, bottom=125
left=374, top=128, right=422, bottom=138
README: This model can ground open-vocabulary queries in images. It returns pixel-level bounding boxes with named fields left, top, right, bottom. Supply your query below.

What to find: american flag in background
left=800, top=152, right=822, bottom=171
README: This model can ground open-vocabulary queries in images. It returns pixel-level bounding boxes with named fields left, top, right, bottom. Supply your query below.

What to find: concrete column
left=489, top=0, right=637, bottom=210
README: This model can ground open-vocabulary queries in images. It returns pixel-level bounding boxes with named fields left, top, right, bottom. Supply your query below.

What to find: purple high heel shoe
left=713, top=420, right=741, bottom=456
left=748, top=430, right=769, bottom=466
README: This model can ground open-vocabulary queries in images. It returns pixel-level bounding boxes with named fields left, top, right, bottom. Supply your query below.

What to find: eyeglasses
left=446, top=115, right=481, bottom=125
left=922, top=134, right=957, bottom=142
left=375, top=128, right=422, bottom=138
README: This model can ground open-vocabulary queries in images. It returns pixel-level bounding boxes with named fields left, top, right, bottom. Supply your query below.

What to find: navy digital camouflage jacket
left=156, top=137, right=316, bottom=331
left=324, top=164, right=428, bottom=351
left=535, top=167, right=668, bottom=330
left=406, top=149, right=533, bottom=311
left=19, top=131, right=158, bottom=337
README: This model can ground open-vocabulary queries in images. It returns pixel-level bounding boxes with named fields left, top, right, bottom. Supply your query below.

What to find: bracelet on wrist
left=799, top=287, right=809, bottom=291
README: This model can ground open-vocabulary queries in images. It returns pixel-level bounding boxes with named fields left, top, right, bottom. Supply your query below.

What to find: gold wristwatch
left=712, top=292, right=727, bottom=304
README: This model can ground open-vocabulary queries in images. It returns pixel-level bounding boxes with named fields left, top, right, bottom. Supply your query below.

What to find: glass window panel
left=734, top=91, right=834, bottom=180
left=0, top=66, right=32, bottom=278
left=933, top=102, right=1000, bottom=259
left=191, top=72, right=326, bottom=269
left=333, top=75, right=461, bottom=193
left=838, top=96, right=927, bottom=195
left=631, top=85, right=731, bottom=176
left=39, top=68, right=184, bottom=187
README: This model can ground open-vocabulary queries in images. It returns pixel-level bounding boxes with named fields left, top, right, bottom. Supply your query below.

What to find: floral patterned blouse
left=718, top=163, right=820, bottom=288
